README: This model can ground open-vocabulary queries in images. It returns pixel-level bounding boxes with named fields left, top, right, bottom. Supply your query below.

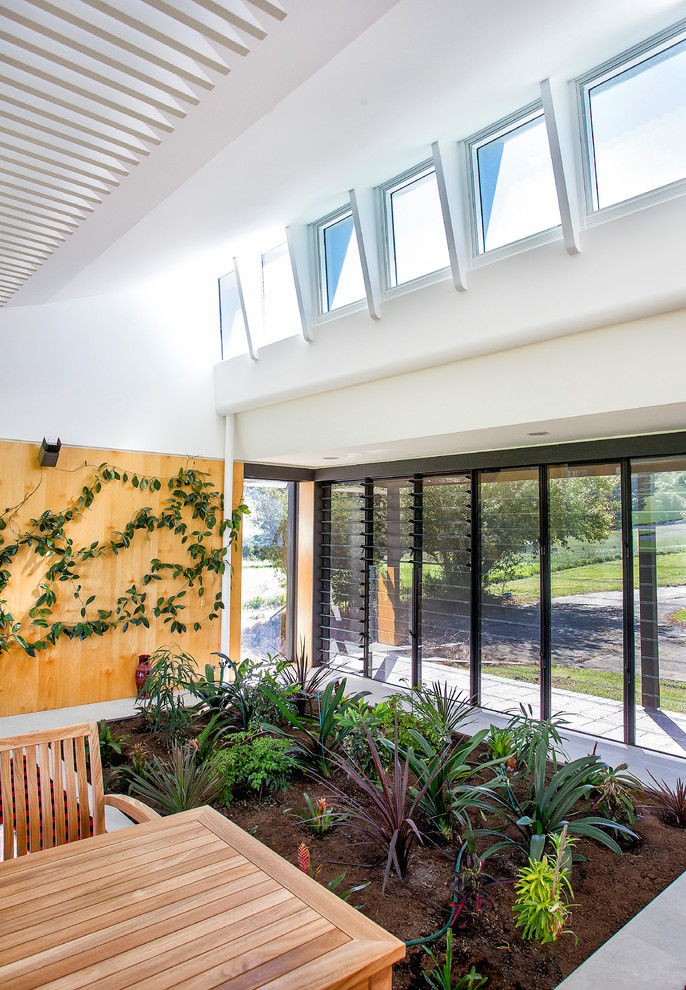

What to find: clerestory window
left=316, top=207, right=365, bottom=315
left=468, top=104, right=560, bottom=255
left=383, top=164, right=450, bottom=288
left=579, top=26, right=686, bottom=212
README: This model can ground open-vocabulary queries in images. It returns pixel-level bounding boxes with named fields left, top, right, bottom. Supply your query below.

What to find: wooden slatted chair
left=0, top=721, right=158, bottom=860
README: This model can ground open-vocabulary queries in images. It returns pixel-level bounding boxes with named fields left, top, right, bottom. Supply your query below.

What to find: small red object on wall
left=135, top=654, right=152, bottom=696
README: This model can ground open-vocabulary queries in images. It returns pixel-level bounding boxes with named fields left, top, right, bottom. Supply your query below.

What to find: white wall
left=215, top=189, right=686, bottom=421
left=0, top=275, right=224, bottom=458
left=233, top=308, right=686, bottom=466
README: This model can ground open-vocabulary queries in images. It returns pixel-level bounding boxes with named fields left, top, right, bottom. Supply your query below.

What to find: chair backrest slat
left=38, top=742, right=53, bottom=849
left=0, top=722, right=106, bottom=859
left=1, top=750, right=14, bottom=862
left=74, top=735, right=90, bottom=840
left=52, top=740, right=66, bottom=846
left=62, top=736, right=80, bottom=843
left=25, top=747, right=41, bottom=853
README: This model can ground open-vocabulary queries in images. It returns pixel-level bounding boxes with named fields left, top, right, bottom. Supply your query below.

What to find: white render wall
left=232, top=307, right=686, bottom=466
left=215, top=189, right=686, bottom=420
left=0, top=280, right=224, bottom=459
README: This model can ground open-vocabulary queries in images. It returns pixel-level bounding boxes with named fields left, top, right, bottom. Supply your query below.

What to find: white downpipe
left=220, top=413, right=235, bottom=659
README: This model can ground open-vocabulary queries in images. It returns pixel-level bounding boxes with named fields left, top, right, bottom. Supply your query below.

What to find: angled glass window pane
left=218, top=270, right=249, bottom=359
left=261, top=243, right=301, bottom=347
left=475, top=114, right=560, bottom=253
left=587, top=38, right=686, bottom=210
left=321, top=211, right=365, bottom=313
left=388, top=168, right=450, bottom=286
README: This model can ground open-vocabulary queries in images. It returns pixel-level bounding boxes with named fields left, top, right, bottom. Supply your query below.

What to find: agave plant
left=466, top=740, right=636, bottom=865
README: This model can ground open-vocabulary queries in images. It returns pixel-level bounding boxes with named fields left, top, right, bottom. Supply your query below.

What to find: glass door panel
left=632, top=458, right=686, bottom=756
left=549, top=463, right=624, bottom=741
left=479, top=467, right=541, bottom=716
left=420, top=475, right=471, bottom=696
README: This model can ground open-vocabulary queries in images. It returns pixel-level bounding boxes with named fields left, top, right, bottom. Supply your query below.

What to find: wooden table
left=0, top=806, right=405, bottom=990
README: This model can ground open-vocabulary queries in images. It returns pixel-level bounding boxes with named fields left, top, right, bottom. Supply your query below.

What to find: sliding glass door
left=632, top=458, right=686, bottom=756
left=314, top=444, right=686, bottom=756
left=549, top=463, right=624, bottom=741
left=479, top=468, right=541, bottom=717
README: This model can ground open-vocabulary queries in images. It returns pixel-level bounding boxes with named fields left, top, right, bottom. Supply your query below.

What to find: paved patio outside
left=333, top=641, right=686, bottom=760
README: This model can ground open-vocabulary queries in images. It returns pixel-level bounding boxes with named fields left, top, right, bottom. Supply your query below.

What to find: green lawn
left=488, top=663, right=686, bottom=713
left=494, top=551, right=686, bottom=600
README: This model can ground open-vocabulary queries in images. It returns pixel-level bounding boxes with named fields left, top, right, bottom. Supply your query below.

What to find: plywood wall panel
left=0, top=440, right=226, bottom=716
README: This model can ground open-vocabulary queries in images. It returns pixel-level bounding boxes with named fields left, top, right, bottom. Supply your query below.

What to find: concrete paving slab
left=555, top=873, right=686, bottom=990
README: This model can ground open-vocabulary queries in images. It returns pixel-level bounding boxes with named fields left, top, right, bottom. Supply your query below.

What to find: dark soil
left=109, top=717, right=686, bottom=990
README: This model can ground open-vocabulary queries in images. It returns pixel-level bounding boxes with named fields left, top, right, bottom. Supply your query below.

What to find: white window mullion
left=541, top=77, right=582, bottom=255
left=432, top=140, right=469, bottom=291
left=349, top=187, right=382, bottom=321
left=285, top=223, right=316, bottom=342
left=234, top=254, right=260, bottom=361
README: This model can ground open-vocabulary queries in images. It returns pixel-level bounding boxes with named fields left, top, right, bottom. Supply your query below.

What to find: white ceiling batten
left=0, top=0, right=287, bottom=306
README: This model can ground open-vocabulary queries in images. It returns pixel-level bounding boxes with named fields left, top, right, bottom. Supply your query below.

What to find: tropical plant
left=189, top=711, right=232, bottom=762
left=392, top=728, right=494, bottom=841
left=97, top=720, right=129, bottom=766
left=187, top=655, right=256, bottom=730
left=512, top=826, right=577, bottom=944
left=0, top=462, right=246, bottom=656
left=263, top=678, right=366, bottom=777
left=208, top=732, right=296, bottom=804
left=423, top=929, right=487, bottom=990
left=129, top=743, right=149, bottom=779
left=375, top=694, right=441, bottom=752
left=643, top=774, right=686, bottom=827
left=296, top=843, right=369, bottom=906
left=485, top=725, right=517, bottom=766
left=135, top=646, right=197, bottom=742
left=128, top=745, right=223, bottom=814
left=589, top=762, right=642, bottom=828
left=188, top=654, right=291, bottom=731
left=288, top=793, right=348, bottom=836
left=410, top=680, right=473, bottom=742
left=448, top=846, right=498, bottom=928
left=272, top=641, right=331, bottom=716
left=327, top=719, right=445, bottom=897
left=504, top=705, right=567, bottom=769
left=336, top=699, right=382, bottom=772
left=467, top=740, right=636, bottom=864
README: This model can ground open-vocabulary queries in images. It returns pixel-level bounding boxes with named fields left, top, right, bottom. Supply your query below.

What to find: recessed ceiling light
left=527, top=431, right=550, bottom=437
left=322, top=456, right=338, bottom=460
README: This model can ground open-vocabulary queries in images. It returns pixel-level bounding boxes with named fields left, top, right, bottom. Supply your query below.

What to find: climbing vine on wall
left=0, top=462, right=247, bottom=657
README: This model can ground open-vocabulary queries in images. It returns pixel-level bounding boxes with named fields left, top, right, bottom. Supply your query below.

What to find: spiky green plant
left=513, top=827, right=577, bottom=944
left=129, top=745, right=223, bottom=814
